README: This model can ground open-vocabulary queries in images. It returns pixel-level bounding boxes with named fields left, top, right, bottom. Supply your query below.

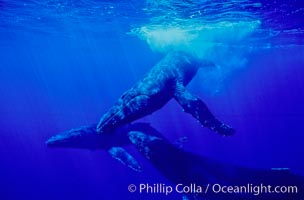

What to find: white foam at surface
left=129, top=20, right=260, bottom=93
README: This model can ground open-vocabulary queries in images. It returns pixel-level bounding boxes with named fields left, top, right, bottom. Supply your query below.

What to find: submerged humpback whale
left=46, top=51, right=235, bottom=176
left=97, top=51, right=235, bottom=136
left=46, top=123, right=304, bottom=200
left=127, top=124, right=304, bottom=200
left=47, top=124, right=143, bottom=172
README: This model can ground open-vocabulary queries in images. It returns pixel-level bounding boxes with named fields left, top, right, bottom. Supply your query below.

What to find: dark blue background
left=0, top=0, right=304, bottom=199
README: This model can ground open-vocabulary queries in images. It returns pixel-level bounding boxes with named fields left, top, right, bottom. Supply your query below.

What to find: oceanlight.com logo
left=212, top=183, right=298, bottom=196
left=127, top=183, right=299, bottom=196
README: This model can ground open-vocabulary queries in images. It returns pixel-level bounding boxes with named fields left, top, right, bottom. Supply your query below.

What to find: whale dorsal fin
left=108, top=147, right=142, bottom=172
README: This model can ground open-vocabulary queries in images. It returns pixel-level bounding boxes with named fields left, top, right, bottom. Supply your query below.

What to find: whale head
left=46, top=124, right=130, bottom=150
left=46, top=124, right=101, bottom=149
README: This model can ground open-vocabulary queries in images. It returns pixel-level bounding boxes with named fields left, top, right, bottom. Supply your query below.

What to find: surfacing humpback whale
left=46, top=123, right=304, bottom=200
left=97, top=51, right=235, bottom=136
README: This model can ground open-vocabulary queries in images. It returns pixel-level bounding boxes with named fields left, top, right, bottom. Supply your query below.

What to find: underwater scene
left=0, top=0, right=304, bottom=199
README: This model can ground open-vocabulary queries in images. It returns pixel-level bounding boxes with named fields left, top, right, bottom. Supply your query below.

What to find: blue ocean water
left=0, top=0, right=304, bottom=199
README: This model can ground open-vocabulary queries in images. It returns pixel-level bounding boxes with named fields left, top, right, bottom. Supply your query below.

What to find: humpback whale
left=46, top=124, right=143, bottom=172
left=97, top=51, right=235, bottom=136
left=46, top=123, right=304, bottom=200
left=127, top=125, right=304, bottom=200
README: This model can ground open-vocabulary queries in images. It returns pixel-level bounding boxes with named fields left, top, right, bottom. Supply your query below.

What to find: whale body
left=96, top=51, right=235, bottom=136
left=47, top=123, right=304, bottom=200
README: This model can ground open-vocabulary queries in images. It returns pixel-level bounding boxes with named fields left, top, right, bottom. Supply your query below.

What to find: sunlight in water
left=130, top=20, right=260, bottom=93
left=127, top=0, right=263, bottom=93
left=131, top=20, right=260, bottom=57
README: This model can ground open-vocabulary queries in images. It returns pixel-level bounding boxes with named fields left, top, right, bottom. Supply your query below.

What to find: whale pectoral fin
left=108, top=147, right=143, bottom=172
left=174, top=83, right=235, bottom=136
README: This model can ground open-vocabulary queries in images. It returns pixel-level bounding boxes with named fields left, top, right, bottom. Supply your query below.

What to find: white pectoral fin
left=108, top=147, right=143, bottom=172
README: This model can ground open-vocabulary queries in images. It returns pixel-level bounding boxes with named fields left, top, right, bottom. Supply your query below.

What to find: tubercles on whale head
left=128, top=131, right=161, bottom=158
